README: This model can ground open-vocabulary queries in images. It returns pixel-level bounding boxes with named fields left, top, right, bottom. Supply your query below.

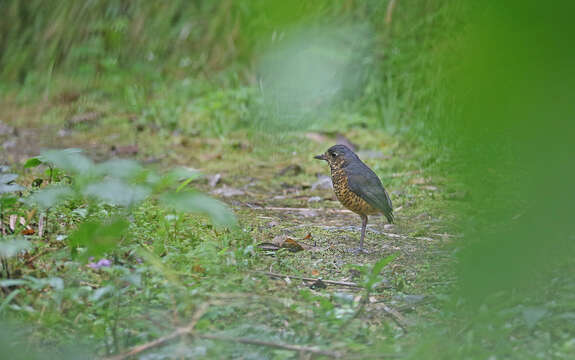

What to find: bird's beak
left=314, top=153, right=327, bottom=161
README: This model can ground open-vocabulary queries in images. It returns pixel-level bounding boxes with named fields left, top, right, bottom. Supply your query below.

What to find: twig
left=255, top=271, right=381, bottom=289
left=385, top=0, right=398, bottom=25
left=103, top=302, right=210, bottom=360
left=38, top=214, right=45, bottom=237
left=195, top=334, right=342, bottom=358
left=376, top=302, right=409, bottom=332
left=260, top=207, right=352, bottom=214
left=338, top=295, right=367, bottom=334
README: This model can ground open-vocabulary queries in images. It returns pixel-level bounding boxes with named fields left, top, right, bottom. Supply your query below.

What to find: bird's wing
left=346, top=164, right=394, bottom=223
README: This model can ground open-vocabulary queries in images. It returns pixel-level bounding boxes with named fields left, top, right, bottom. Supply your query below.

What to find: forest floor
left=1, top=95, right=458, bottom=359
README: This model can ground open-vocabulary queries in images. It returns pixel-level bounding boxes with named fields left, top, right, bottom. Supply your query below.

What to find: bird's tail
left=385, top=211, right=394, bottom=224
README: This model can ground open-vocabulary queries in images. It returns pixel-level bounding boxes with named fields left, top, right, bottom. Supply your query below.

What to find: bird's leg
left=359, top=214, right=368, bottom=251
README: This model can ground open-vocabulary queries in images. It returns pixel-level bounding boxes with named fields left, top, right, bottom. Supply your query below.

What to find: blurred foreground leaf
left=160, top=192, right=236, bottom=228
left=69, top=219, right=129, bottom=260
left=0, top=237, right=31, bottom=258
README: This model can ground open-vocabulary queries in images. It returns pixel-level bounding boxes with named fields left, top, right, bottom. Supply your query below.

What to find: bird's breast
left=330, top=167, right=379, bottom=216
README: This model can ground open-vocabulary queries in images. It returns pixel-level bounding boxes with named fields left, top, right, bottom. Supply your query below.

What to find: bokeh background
left=1, top=0, right=574, bottom=358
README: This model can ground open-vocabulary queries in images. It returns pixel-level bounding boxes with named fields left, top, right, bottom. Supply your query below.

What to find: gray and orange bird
left=315, top=144, right=394, bottom=252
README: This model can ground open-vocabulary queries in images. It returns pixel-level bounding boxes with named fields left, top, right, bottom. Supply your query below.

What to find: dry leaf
left=192, top=264, right=206, bottom=274
left=281, top=238, right=304, bottom=252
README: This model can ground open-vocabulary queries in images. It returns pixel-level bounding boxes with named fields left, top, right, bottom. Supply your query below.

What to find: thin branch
left=385, top=0, right=398, bottom=25
left=195, top=334, right=342, bottom=358
left=255, top=271, right=386, bottom=289
left=103, top=302, right=210, bottom=360
left=260, top=207, right=352, bottom=214
left=376, top=301, right=409, bottom=332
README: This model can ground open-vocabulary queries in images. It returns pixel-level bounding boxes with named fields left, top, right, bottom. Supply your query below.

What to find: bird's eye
left=329, top=151, right=337, bottom=157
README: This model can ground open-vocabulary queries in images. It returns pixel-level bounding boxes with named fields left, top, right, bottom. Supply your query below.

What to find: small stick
left=258, top=207, right=353, bottom=214
left=385, top=0, right=398, bottom=25
left=38, top=214, right=45, bottom=238
left=103, top=302, right=210, bottom=360
left=195, top=334, right=342, bottom=358
left=255, top=271, right=382, bottom=289
left=377, top=301, right=409, bottom=332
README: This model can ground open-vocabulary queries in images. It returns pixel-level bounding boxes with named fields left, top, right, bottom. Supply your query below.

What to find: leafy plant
left=24, top=149, right=236, bottom=260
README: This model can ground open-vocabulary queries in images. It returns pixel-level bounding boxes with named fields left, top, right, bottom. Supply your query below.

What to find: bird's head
left=314, top=144, right=357, bottom=168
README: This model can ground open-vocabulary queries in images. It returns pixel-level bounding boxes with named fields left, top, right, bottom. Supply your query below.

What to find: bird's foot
left=347, top=247, right=370, bottom=255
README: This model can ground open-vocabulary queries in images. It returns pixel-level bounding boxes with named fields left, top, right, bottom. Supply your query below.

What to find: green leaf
left=366, top=253, right=398, bottom=288
left=40, top=149, right=94, bottom=174
left=83, top=179, right=151, bottom=207
left=0, top=183, right=24, bottom=194
left=160, top=192, right=237, bottom=227
left=0, top=173, right=23, bottom=194
left=24, top=157, right=43, bottom=168
left=0, top=196, right=17, bottom=207
left=165, top=167, right=201, bottom=185
left=97, top=159, right=145, bottom=179
left=28, top=185, right=74, bottom=208
left=90, top=285, right=115, bottom=302
left=522, top=307, right=547, bottom=329
left=0, top=237, right=31, bottom=258
left=0, top=174, right=18, bottom=184
left=371, top=253, right=398, bottom=278
left=0, top=289, right=21, bottom=314
left=0, top=279, right=28, bottom=288
left=69, top=219, right=129, bottom=259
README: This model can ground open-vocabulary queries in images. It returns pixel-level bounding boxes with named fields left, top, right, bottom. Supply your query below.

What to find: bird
left=314, top=144, right=393, bottom=252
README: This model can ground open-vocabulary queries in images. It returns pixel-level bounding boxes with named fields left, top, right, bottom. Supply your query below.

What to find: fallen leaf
left=21, top=229, right=35, bottom=235
left=55, top=91, right=81, bottom=104
left=281, top=238, right=304, bottom=252
left=192, top=264, right=206, bottom=274
left=311, top=269, right=320, bottom=276
left=258, top=234, right=308, bottom=253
